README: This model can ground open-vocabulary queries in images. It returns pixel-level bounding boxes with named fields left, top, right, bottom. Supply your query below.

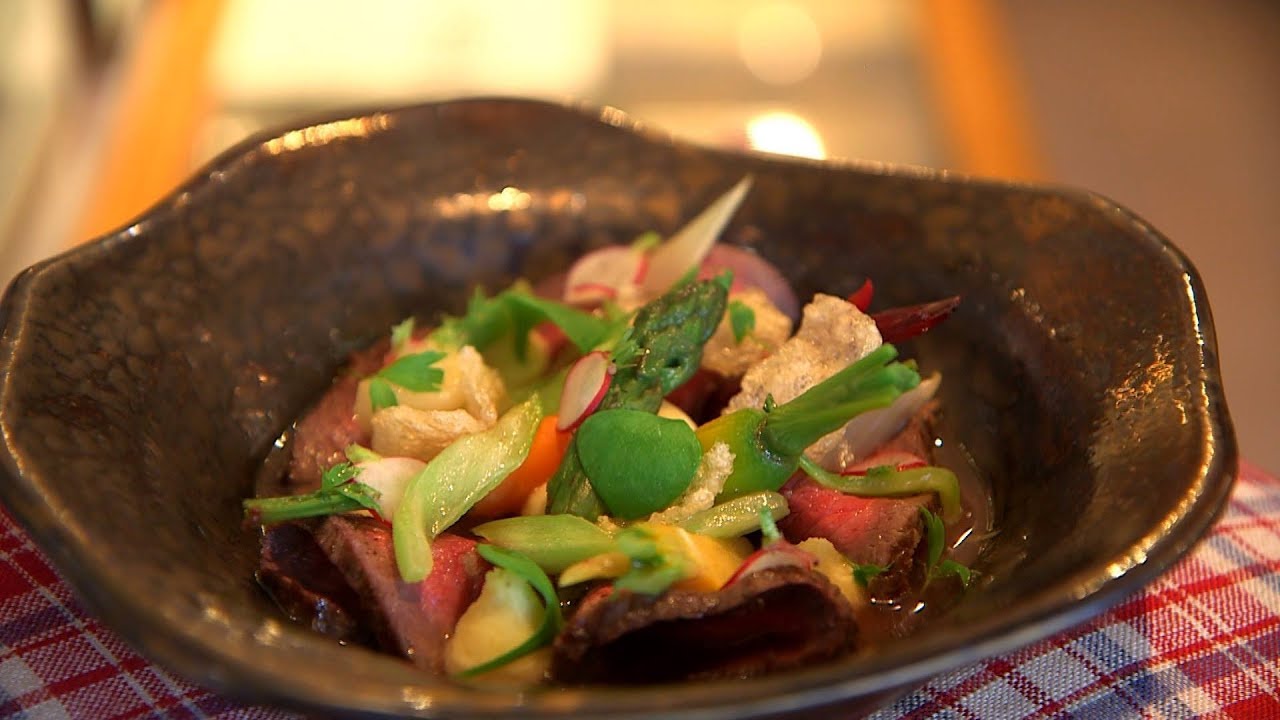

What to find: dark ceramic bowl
left=0, top=98, right=1236, bottom=718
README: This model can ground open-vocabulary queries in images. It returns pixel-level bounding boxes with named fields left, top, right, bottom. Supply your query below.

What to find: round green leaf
left=575, top=409, right=701, bottom=520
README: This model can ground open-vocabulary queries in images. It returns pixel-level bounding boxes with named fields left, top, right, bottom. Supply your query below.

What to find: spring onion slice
left=679, top=491, right=789, bottom=538
left=797, top=455, right=962, bottom=522
left=393, top=396, right=542, bottom=582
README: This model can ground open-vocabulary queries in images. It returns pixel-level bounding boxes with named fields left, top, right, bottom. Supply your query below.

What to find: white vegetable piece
left=444, top=568, right=551, bottom=687
left=641, top=176, right=753, bottom=295
left=817, top=373, right=941, bottom=472
left=353, top=456, right=426, bottom=520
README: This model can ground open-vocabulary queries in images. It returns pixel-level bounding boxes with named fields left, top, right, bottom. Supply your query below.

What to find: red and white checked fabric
left=2, top=462, right=1277, bottom=719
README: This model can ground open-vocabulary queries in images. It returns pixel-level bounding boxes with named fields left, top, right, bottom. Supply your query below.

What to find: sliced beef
left=257, top=520, right=371, bottom=644
left=551, top=566, right=857, bottom=684
left=779, top=478, right=935, bottom=598
left=779, top=404, right=943, bottom=599
left=312, top=516, right=489, bottom=673
left=287, top=343, right=386, bottom=489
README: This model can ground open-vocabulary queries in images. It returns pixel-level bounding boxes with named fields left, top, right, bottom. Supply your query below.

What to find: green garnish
left=453, top=545, right=564, bottom=678
left=242, top=461, right=381, bottom=524
left=368, top=378, right=398, bottom=411
left=375, top=350, right=446, bottom=392
left=728, top=300, right=755, bottom=343
left=696, top=344, right=921, bottom=501
left=852, top=562, right=886, bottom=588
left=390, top=317, right=415, bottom=349
left=471, top=514, right=617, bottom=574
left=759, top=506, right=782, bottom=544
left=393, top=396, right=543, bottom=582
left=546, top=275, right=731, bottom=519
left=797, top=455, right=962, bottom=523
left=920, top=507, right=972, bottom=589
left=574, top=409, right=702, bottom=520
left=613, top=526, right=688, bottom=595
left=679, top=491, right=790, bottom=538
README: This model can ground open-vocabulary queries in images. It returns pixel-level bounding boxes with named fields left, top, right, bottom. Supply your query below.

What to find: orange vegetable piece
left=467, top=415, right=572, bottom=520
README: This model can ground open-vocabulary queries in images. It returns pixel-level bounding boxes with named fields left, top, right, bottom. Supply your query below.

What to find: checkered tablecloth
left=2, top=463, right=1276, bottom=719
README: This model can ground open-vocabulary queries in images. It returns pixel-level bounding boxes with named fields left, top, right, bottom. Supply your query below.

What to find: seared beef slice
left=552, top=566, right=857, bottom=683
left=313, top=516, right=488, bottom=672
left=287, top=343, right=385, bottom=489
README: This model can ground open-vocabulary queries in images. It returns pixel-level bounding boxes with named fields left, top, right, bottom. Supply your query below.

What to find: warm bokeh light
left=736, top=2, right=822, bottom=85
left=745, top=111, right=826, bottom=160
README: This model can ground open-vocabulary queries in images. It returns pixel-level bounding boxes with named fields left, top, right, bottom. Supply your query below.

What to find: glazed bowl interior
left=0, top=98, right=1235, bottom=718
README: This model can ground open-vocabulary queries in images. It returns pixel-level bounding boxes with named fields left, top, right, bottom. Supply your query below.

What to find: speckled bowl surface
left=0, top=98, right=1236, bottom=718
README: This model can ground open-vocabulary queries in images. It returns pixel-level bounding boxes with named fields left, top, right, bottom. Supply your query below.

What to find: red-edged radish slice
left=557, top=351, right=612, bottom=431
left=641, top=176, right=753, bottom=295
left=724, top=543, right=817, bottom=587
left=564, top=246, right=647, bottom=305
left=355, top=456, right=427, bottom=521
left=841, top=450, right=928, bottom=476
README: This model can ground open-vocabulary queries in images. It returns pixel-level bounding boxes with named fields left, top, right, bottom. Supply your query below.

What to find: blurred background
left=1, top=0, right=1275, bottom=472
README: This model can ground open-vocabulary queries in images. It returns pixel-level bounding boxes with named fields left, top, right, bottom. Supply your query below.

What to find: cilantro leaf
left=368, top=378, right=398, bottom=411
left=376, top=350, right=445, bottom=392
left=728, top=300, right=755, bottom=343
left=321, top=461, right=358, bottom=489
left=502, top=291, right=617, bottom=354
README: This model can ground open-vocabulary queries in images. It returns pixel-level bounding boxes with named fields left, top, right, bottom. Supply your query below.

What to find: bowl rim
left=0, top=96, right=1238, bottom=718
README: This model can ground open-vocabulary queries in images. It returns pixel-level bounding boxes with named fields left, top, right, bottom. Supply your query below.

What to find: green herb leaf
left=321, top=461, right=358, bottom=489
left=921, top=505, right=946, bottom=573
left=376, top=350, right=446, bottom=392
left=368, top=378, right=398, bottom=411
left=728, top=300, right=755, bottom=343
left=935, top=559, right=973, bottom=588
left=852, top=563, right=887, bottom=588
left=390, top=317, right=415, bottom=349
left=502, top=291, right=618, bottom=354
left=454, top=545, right=564, bottom=678
left=244, top=461, right=380, bottom=524
left=575, top=409, right=702, bottom=520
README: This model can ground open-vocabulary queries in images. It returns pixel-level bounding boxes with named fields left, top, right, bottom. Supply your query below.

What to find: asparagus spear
left=546, top=274, right=731, bottom=518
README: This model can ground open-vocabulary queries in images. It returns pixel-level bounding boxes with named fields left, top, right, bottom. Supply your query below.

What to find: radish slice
left=841, top=450, right=928, bottom=476
left=564, top=246, right=647, bottom=305
left=724, top=543, right=817, bottom=587
left=355, top=456, right=427, bottom=521
left=641, top=176, right=753, bottom=295
left=557, top=351, right=612, bottom=431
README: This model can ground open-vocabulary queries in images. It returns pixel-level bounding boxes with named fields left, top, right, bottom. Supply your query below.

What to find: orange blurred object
left=467, top=415, right=572, bottom=520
